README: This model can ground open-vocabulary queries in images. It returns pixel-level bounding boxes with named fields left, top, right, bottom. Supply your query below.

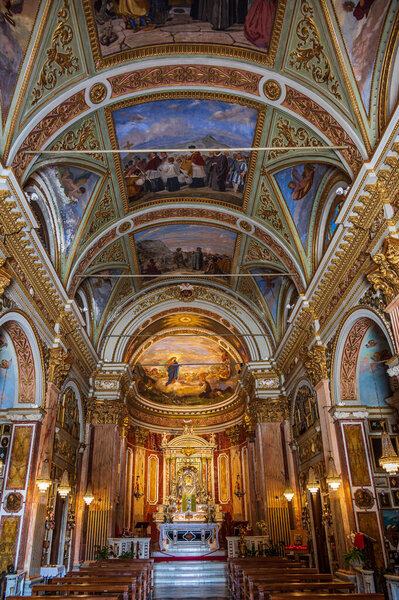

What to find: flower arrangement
left=255, top=520, right=268, bottom=534
left=343, top=532, right=367, bottom=568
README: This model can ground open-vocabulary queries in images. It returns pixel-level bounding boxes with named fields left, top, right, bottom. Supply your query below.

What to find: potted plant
left=343, top=532, right=367, bottom=568
left=255, top=520, right=268, bottom=536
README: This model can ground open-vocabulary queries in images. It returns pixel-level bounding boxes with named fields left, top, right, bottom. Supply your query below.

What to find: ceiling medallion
left=263, top=80, right=282, bottom=101
left=238, top=220, right=252, bottom=232
left=89, top=82, right=108, bottom=104
left=174, top=283, right=196, bottom=302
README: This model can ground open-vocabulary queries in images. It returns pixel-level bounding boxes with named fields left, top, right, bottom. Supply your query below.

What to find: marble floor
left=153, top=560, right=228, bottom=600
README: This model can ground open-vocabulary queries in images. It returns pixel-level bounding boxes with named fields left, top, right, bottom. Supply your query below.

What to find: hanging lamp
left=83, top=482, right=94, bottom=506
left=36, top=459, right=52, bottom=493
left=306, top=467, right=320, bottom=494
left=283, top=487, right=294, bottom=501
left=379, top=431, right=399, bottom=474
left=58, top=470, right=71, bottom=498
left=326, top=455, right=342, bottom=490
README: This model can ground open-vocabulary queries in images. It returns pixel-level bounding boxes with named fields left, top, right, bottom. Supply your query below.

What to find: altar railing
left=226, top=536, right=270, bottom=558
left=108, top=537, right=151, bottom=559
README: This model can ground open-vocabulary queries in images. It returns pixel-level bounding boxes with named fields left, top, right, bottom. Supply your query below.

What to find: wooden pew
left=95, top=559, right=154, bottom=593
left=234, top=567, right=317, bottom=600
left=245, top=574, right=332, bottom=600
left=76, top=566, right=147, bottom=599
left=32, top=583, right=130, bottom=600
left=269, top=595, right=385, bottom=600
left=52, top=576, right=138, bottom=600
left=254, top=581, right=355, bottom=600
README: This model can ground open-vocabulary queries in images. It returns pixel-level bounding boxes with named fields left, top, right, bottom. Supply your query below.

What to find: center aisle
left=153, top=560, right=228, bottom=600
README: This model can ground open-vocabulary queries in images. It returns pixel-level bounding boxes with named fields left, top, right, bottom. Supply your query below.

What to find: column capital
left=250, top=396, right=288, bottom=424
left=86, top=397, right=128, bottom=426
left=366, top=236, right=399, bottom=307
left=304, top=344, right=328, bottom=387
left=90, top=362, right=133, bottom=400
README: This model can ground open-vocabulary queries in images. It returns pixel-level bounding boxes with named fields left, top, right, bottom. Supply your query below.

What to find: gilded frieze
left=304, top=344, right=328, bottom=387
left=366, top=236, right=399, bottom=306
left=255, top=182, right=291, bottom=243
left=298, top=431, right=323, bottom=464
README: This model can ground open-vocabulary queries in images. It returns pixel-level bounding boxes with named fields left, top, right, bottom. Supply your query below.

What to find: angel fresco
left=288, top=165, right=315, bottom=202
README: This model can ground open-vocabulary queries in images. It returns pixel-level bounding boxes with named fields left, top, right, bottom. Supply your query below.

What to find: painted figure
left=166, top=357, right=179, bottom=386
left=288, top=164, right=315, bottom=201
left=208, top=152, right=229, bottom=191
left=191, top=247, right=204, bottom=271
left=244, top=0, right=276, bottom=48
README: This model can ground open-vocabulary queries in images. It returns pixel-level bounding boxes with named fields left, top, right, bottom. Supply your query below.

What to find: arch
left=332, top=307, right=395, bottom=406
left=99, top=286, right=273, bottom=364
left=291, top=380, right=318, bottom=441
left=0, top=311, right=44, bottom=408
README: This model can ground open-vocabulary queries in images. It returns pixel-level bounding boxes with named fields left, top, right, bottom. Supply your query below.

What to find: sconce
left=83, top=482, right=94, bottom=506
left=58, top=470, right=71, bottom=498
left=306, top=467, right=320, bottom=495
left=36, top=459, right=52, bottom=493
left=234, top=475, right=246, bottom=499
left=134, top=475, right=144, bottom=500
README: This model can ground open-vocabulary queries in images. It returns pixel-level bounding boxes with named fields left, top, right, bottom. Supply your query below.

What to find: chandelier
left=326, top=455, right=342, bottom=490
left=379, top=431, right=399, bottom=474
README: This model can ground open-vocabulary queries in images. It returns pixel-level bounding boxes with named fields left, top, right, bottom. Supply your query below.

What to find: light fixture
left=83, top=482, right=94, bottom=506
left=306, top=467, right=320, bottom=495
left=58, top=470, right=71, bottom=498
left=234, top=475, right=246, bottom=499
left=36, top=459, right=51, bottom=493
left=134, top=475, right=144, bottom=500
left=379, top=431, right=399, bottom=474
left=326, top=455, right=342, bottom=490
left=283, top=487, right=295, bottom=502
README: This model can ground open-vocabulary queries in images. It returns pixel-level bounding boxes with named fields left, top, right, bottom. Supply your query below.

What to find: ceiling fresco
left=1, top=0, right=398, bottom=425
left=110, top=97, right=260, bottom=207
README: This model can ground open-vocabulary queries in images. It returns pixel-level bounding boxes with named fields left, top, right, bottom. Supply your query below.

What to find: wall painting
left=0, top=328, right=18, bottom=410
left=39, top=166, right=99, bottom=255
left=357, top=323, right=391, bottom=407
left=90, top=1, right=277, bottom=58
left=134, top=335, right=241, bottom=406
left=88, top=270, right=122, bottom=325
left=332, top=0, right=391, bottom=113
left=274, top=163, right=329, bottom=247
left=112, top=98, right=259, bottom=207
left=0, top=0, right=41, bottom=118
left=134, top=223, right=237, bottom=277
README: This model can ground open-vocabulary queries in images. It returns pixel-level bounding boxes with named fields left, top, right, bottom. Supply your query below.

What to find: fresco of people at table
left=112, top=97, right=258, bottom=207
left=91, top=1, right=277, bottom=58
left=134, top=223, right=237, bottom=277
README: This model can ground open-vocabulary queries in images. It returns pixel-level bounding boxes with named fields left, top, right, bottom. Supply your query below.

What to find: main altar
left=152, top=426, right=224, bottom=551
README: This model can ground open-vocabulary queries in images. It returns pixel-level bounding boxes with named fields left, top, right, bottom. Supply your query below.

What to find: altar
left=159, top=522, right=219, bottom=551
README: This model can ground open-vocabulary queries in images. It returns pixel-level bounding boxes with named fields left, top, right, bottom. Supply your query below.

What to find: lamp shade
left=36, top=459, right=51, bottom=493
left=326, top=456, right=342, bottom=490
left=83, top=482, right=94, bottom=506
left=306, top=467, right=320, bottom=494
left=58, top=470, right=71, bottom=498
left=283, top=487, right=294, bottom=502
left=379, top=431, right=399, bottom=474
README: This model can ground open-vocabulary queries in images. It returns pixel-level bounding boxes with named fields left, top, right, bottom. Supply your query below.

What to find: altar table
left=159, top=522, right=219, bottom=550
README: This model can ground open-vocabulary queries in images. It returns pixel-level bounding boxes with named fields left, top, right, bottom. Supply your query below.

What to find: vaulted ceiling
left=1, top=0, right=398, bottom=426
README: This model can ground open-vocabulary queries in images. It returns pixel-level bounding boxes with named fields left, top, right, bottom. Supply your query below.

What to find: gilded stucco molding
left=250, top=396, right=289, bottom=423
left=0, top=259, right=12, bottom=298
left=87, top=398, right=128, bottom=426
left=304, top=344, right=328, bottom=387
left=366, top=236, right=399, bottom=306
left=48, top=347, right=72, bottom=390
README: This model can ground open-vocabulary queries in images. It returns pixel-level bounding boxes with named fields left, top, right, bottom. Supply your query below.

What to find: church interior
left=0, top=0, right=399, bottom=598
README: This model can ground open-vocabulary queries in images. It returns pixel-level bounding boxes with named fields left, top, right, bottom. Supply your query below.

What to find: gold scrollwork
left=32, top=0, right=79, bottom=105
left=269, top=116, right=322, bottom=159
left=289, top=0, right=341, bottom=100
left=0, top=258, right=12, bottom=297
left=366, top=236, right=399, bottom=306
left=51, top=119, right=103, bottom=161
left=89, top=82, right=108, bottom=104
left=48, top=347, right=72, bottom=390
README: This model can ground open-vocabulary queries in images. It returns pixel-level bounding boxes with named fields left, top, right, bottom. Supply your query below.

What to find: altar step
left=154, top=560, right=228, bottom=598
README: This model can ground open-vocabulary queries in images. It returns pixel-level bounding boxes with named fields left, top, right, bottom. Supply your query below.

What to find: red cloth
left=353, top=0, right=376, bottom=20
left=244, top=0, right=276, bottom=48
left=191, top=152, right=205, bottom=166
left=354, top=533, right=365, bottom=549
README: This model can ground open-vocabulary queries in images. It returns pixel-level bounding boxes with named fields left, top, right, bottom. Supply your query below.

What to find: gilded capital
left=226, top=424, right=241, bottom=446
left=304, top=344, right=328, bottom=386
left=366, top=236, right=399, bottom=306
left=86, top=398, right=128, bottom=426
left=250, top=396, right=288, bottom=423
left=0, top=258, right=11, bottom=297
left=135, top=426, right=149, bottom=446
left=48, top=347, right=72, bottom=389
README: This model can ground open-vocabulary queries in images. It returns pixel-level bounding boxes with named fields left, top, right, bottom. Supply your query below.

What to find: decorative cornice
left=250, top=397, right=288, bottom=423
left=87, top=398, right=128, bottom=426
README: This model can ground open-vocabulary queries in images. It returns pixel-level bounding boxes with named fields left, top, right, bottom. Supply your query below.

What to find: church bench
left=268, top=595, right=385, bottom=600
left=76, top=566, right=148, bottom=599
left=8, top=596, right=121, bottom=600
left=52, top=576, right=138, bottom=600
left=245, top=574, right=333, bottom=600
left=31, top=583, right=130, bottom=600
left=233, top=566, right=317, bottom=600
left=254, top=581, right=355, bottom=600
left=96, top=559, right=154, bottom=591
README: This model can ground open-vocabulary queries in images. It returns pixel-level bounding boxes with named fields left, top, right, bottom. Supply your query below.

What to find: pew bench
left=32, top=583, right=129, bottom=600
left=255, top=580, right=355, bottom=600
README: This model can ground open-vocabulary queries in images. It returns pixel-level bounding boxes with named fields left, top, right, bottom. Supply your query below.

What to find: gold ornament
left=304, top=344, right=328, bottom=386
left=366, top=236, right=399, bottom=306
left=48, top=347, right=72, bottom=390
left=89, top=82, right=107, bottom=104
left=263, top=79, right=282, bottom=101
